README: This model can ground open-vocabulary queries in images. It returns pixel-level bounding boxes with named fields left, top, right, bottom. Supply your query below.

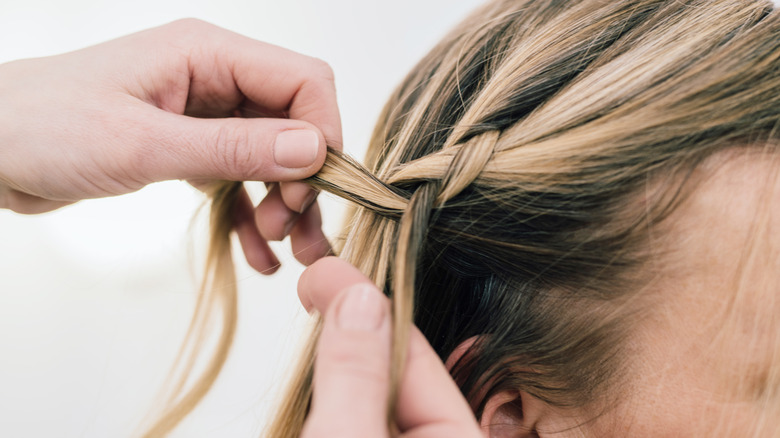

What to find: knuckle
left=168, top=17, right=211, bottom=33
left=163, top=19, right=217, bottom=51
left=308, top=57, right=335, bottom=82
left=319, top=336, right=389, bottom=385
left=212, top=123, right=264, bottom=180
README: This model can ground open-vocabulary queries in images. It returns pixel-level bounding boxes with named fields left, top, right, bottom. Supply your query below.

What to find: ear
left=480, top=390, right=543, bottom=438
left=445, top=337, right=546, bottom=438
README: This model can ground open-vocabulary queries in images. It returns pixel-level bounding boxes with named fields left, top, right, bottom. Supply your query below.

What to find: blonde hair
left=143, top=0, right=780, bottom=436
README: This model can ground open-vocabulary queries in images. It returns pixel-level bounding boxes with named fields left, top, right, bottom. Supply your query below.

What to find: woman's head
left=609, top=150, right=780, bottom=436
left=134, top=0, right=780, bottom=436
left=292, top=0, right=780, bottom=435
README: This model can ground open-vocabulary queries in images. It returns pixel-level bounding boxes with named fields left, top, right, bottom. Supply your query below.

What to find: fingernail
left=338, top=284, right=386, bottom=331
left=273, top=130, right=319, bottom=168
left=300, top=190, right=318, bottom=213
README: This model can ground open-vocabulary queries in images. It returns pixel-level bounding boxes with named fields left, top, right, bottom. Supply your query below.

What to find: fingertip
left=272, top=128, right=325, bottom=172
left=298, top=255, right=343, bottom=286
left=280, top=181, right=319, bottom=213
left=290, top=201, right=332, bottom=266
left=239, top=235, right=282, bottom=275
left=255, top=184, right=298, bottom=242
left=293, top=235, right=332, bottom=267
left=150, top=113, right=328, bottom=183
left=233, top=188, right=282, bottom=274
left=301, top=256, right=362, bottom=285
left=307, top=282, right=391, bottom=436
left=330, top=282, right=388, bottom=331
left=258, top=261, right=282, bottom=275
left=296, top=255, right=337, bottom=301
left=298, top=255, right=364, bottom=314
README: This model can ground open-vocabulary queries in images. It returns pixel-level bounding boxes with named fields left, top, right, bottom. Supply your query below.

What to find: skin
left=299, top=151, right=780, bottom=437
left=297, top=257, right=483, bottom=438
left=592, top=152, right=780, bottom=437
left=0, top=19, right=339, bottom=270
left=3, top=20, right=777, bottom=438
left=0, top=21, right=479, bottom=436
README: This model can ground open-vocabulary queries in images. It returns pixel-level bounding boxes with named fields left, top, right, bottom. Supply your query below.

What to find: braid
left=387, top=181, right=439, bottom=418
left=142, top=0, right=780, bottom=437
left=435, top=131, right=500, bottom=205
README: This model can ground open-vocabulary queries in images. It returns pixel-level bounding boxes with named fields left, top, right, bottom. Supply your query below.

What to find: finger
left=254, top=183, right=298, bottom=242
left=289, top=200, right=332, bottom=266
left=220, top=29, right=342, bottom=214
left=297, top=256, right=373, bottom=312
left=395, top=331, right=482, bottom=436
left=142, top=109, right=326, bottom=184
left=280, top=181, right=317, bottom=213
left=299, top=257, right=482, bottom=436
left=233, top=186, right=280, bottom=274
left=0, top=187, right=74, bottom=214
left=152, top=19, right=343, bottom=150
left=302, top=283, right=391, bottom=438
left=202, top=24, right=343, bottom=149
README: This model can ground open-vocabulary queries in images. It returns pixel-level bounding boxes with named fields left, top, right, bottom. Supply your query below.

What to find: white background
left=0, top=1, right=484, bottom=437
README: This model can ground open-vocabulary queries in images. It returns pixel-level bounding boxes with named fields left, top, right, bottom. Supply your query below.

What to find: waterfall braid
left=143, top=0, right=780, bottom=436
left=273, top=0, right=780, bottom=435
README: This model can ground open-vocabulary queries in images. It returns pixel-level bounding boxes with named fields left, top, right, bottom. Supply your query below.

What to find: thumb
left=302, top=283, right=392, bottom=438
left=142, top=110, right=327, bottom=183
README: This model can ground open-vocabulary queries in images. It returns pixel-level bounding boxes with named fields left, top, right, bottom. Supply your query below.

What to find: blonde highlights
left=141, top=182, right=241, bottom=438
left=144, top=0, right=780, bottom=436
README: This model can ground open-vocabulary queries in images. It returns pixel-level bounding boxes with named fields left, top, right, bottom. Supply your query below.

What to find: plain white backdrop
left=0, top=1, right=484, bottom=437
left=7, top=1, right=779, bottom=437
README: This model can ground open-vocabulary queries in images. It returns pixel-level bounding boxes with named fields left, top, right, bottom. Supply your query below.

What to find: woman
left=3, top=0, right=779, bottom=436
left=258, top=0, right=780, bottom=436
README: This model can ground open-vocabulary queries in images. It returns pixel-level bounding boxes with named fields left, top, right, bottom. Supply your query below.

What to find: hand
left=297, top=257, right=483, bottom=438
left=0, top=19, right=341, bottom=270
